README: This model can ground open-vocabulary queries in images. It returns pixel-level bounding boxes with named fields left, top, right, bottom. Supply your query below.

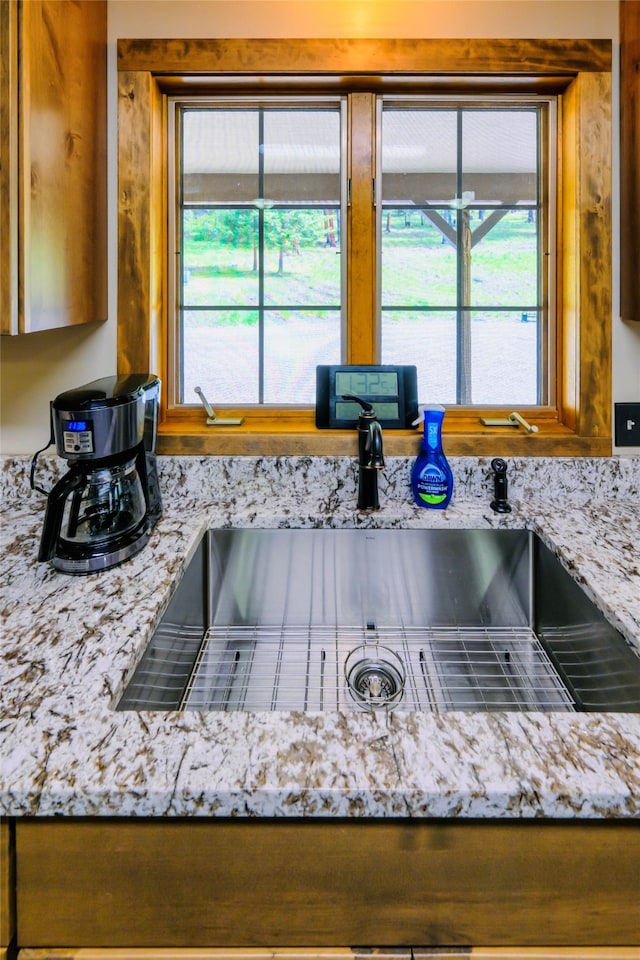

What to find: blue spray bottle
left=411, top=404, right=454, bottom=509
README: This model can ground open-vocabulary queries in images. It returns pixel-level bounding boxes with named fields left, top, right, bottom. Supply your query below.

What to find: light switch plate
left=614, top=403, right=640, bottom=446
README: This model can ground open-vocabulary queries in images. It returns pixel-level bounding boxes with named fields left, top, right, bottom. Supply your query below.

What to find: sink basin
left=118, top=528, right=640, bottom=713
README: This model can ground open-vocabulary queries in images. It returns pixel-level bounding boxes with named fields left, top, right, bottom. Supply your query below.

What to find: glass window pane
left=382, top=110, right=457, bottom=203
left=462, top=110, right=537, bottom=204
left=264, top=111, right=340, bottom=202
left=263, top=309, right=341, bottom=404
left=182, top=310, right=260, bottom=404
left=183, top=110, right=259, bottom=203
left=470, top=311, right=539, bottom=405
left=381, top=311, right=458, bottom=404
left=380, top=103, right=544, bottom=406
left=469, top=210, right=538, bottom=307
left=380, top=208, right=457, bottom=307
left=183, top=209, right=259, bottom=307
left=381, top=310, right=539, bottom=406
left=179, top=103, right=343, bottom=405
left=263, top=208, right=341, bottom=305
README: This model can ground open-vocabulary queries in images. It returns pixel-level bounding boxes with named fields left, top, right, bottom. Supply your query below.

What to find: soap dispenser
left=411, top=404, right=453, bottom=509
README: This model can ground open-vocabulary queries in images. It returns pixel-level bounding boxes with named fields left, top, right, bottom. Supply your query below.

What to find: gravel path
left=183, top=316, right=538, bottom=407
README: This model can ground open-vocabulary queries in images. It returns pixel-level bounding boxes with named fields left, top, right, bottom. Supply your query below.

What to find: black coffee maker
left=34, top=374, right=162, bottom=574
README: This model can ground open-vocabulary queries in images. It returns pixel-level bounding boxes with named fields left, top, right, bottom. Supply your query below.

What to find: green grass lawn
left=183, top=209, right=538, bottom=324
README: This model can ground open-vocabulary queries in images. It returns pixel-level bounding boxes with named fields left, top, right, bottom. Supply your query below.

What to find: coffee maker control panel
left=62, top=420, right=94, bottom=455
left=51, top=375, right=160, bottom=461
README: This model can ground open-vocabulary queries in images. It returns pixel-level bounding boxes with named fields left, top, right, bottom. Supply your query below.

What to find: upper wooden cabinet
left=621, top=0, right=640, bottom=322
left=0, top=0, right=107, bottom=336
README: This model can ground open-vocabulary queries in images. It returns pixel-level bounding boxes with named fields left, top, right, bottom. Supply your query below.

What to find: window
left=118, top=38, right=612, bottom=456
left=173, top=101, right=344, bottom=407
left=378, top=101, right=550, bottom=407
left=172, top=95, right=553, bottom=413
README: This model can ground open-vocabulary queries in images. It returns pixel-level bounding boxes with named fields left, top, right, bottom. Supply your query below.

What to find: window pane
left=183, top=209, right=259, bottom=306
left=183, top=110, right=259, bottom=202
left=381, top=310, right=539, bottom=405
left=470, top=311, right=539, bottom=405
left=381, top=311, right=458, bottom=403
left=264, top=310, right=341, bottom=404
left=462, top=110, right=537, bottom=204
left=380, top=103, right=543, bottom=405
left=183, top=309, right=260, bottom=404
left=469, top=210, right=538, bottom=307
left=263, top=111, right=341, bottom=201
left=178, top=104, right=343, bottom=404
left=382, top=110, right=457, bottom=203
left=380, top=208, right=457, bottom=307
left=263, top=209, right=341, bottom=305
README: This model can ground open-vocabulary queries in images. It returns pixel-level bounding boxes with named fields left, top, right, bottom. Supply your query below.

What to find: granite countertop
left=1, top=455, right=639, bottom=819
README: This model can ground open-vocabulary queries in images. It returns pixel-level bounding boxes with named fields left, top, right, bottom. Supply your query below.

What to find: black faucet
left=490, top=457, right=512, bottom=513
left=344, top=395, right=385, bottom=511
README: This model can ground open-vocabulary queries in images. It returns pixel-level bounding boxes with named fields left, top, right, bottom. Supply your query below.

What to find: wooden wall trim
left=117, top=71, right=164, bottom=377
left=559, top=71, right=612, bottom=437
left=117, top=37, right=612, bottom=76
left=347, top=92, right=376, bottom=363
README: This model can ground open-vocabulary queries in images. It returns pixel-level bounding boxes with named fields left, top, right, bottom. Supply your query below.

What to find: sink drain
left=344, top=643, right=406, bottom=711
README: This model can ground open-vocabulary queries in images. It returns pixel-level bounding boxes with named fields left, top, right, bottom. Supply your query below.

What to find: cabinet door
left=11, top=947, right=640, bottom=959
left=0, top=0, right=107, bottom=335
left=621, top=0, right=640, bottom=322
left=0, top=0, right=19, bottom=334
left=0, top=818, right=13, bottom=955
left=15, top=819, right=640, bottom=947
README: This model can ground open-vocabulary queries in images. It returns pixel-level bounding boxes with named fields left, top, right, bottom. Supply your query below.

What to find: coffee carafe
left=34, top=374, right=162, bottom=574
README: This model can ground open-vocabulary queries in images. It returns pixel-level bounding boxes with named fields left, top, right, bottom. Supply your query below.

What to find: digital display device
left=316, top=364, right=418, bottom=429
left=61, top=419, right=94, bottom=455
left=335, top=370, right=399, bottom=398
left=335, top=400, right=400, bottom=421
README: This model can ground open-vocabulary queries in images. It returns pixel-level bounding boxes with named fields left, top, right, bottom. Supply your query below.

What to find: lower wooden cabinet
left=13, top=948, right=640, bottom=959
left=0, top=818, right=12, bottom=957
left=13, top=819, right=640, bottom=949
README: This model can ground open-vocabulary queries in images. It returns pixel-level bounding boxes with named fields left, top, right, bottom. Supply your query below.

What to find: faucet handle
left=490, top=457, right=512, bottom=513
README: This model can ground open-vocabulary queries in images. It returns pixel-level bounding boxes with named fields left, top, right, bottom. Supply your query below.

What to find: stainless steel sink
left=118, top=528, right=640, bottom=713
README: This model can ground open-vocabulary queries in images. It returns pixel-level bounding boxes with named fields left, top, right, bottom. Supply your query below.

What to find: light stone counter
left=1, top=455, right=639, bottom=819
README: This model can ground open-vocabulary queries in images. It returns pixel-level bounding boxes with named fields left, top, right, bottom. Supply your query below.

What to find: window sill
left=157, top=415, right=611, bottom=458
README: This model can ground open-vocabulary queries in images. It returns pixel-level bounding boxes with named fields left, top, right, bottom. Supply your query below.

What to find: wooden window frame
left=117, top=38, right=612, bottom=457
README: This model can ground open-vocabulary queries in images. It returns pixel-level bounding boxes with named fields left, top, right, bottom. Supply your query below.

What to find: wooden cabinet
left=0, top=0, right=107, bottom=336
left=12, top=950, right=640, bottom=960
left=621, top=0, right=640, bottom=322
left=14, top=818, right=640, bottom=949
left=0, top=819, right=13, bottom=960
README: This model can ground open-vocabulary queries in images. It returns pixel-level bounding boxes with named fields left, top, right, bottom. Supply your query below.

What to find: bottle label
left=427, top=421, right=439, bottom=449
left=416, top=466, right=448, bottom=505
